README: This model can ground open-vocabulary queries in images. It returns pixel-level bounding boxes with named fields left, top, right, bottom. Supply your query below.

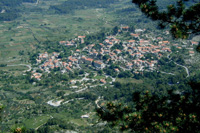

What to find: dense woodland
left=0, top=0, right=119, bottom=21
left=0, top=0, right=36, bottom=21
left=49, top=0, right=119, bottom=14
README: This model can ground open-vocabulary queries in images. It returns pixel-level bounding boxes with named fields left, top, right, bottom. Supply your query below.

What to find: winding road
left=7, top=64, right=32, bottom=72
left=166, top=52, right=190, bottom=78
left=160, top=71, right=175, bottom=76
left=36, top=0, right=40, bottom=5
left=174, top=62, right=190, bottom=78
left=95, top=97, right=101, bottom=108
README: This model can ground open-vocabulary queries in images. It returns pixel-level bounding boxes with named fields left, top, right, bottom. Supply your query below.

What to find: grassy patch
left=0, top=3, right=117, bottom=62
left=0, top=66, right=28, bottom=71
left=24, top=115, right=50, bottom=129
left=94, top=75, right=105, bottom=79
left=70, top=119, right=88, bottom=126
left=116, top=78, right=143, bottom=84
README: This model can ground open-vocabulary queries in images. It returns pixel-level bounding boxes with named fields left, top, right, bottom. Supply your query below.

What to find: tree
left=97, top=81, right=200, bottom=132
left=132, top=0, right=200, bottom=39
left=0, top=104, right=3, bottom=121
left=112, top=26, right=119, bottom=35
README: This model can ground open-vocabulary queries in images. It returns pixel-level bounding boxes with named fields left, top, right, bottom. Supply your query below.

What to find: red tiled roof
left=78, top=36, right=86, bottom=38
left=86, top=58, right=93, bottom=62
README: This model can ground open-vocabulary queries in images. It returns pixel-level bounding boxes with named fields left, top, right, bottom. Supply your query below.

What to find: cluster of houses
left=31, top=72, right=42, bottom=80
left=59, top=36, right=86, bottom=47
left=79, top=32, right=173, bottom=71
left=32, top=27, right=198, bottom=80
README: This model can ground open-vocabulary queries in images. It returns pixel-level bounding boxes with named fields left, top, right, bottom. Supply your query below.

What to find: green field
left=116, top=78, right=143, bottom=84
left=24, top=115, right=51, bottom=129
left=0, top=0, right=118, bottom=63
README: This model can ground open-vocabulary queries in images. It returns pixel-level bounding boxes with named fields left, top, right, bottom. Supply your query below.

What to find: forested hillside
left=0, top=0, right=36, bottom=21
left=49, top=0, right=119, bottom=14
left=0, top=0, right=120, bottom=21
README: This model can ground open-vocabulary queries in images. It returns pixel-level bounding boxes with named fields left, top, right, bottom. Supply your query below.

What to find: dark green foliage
left=102, top=55, right=110, bottom=62
left=0, top=104, right=3, bottom=121
left=49, top=0, right=119, bottom=14
left=112, top=26, right=119, bottom=35
left=0, top=12, right=19, bottom=21
left=84, top=31, right=107, bottom=45
left=0, top=0, right=36, bottom=6
left=97, top=81, right=200, bottom=132
left=111, top=43, right=123, bottom=50
left=132, top=0, right=200, bottom=39
left=0, top=0, right=36, bottom=21
left=0, top=64, right=7, bottom=67
left=196, top=43, right=200, bottom=52
left=38, top=118, right=75, bottom=131
left=103, top=64, right=120, bottom=77
left=118, top=71, right=133, bottom=78
left=11, top=125, right=26, bottom=133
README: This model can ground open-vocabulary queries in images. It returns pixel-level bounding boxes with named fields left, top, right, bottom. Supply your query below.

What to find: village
left=31, top=26, right=197, bottom=81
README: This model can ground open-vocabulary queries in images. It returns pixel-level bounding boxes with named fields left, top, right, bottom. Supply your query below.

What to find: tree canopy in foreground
left=97, top=81, right=200, bottom=132
left=132, top=0, right=200, bottom=39
left=96, top=0, right=200, bottom=132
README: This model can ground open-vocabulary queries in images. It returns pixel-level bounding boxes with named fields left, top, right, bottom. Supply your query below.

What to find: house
left=59, top=41, right=66, bottom=45
left=162, top=41, right=170, bottom=45
left=85, top=58, right=93, bottom=65
left=148, top=62, right=154, bottom=68
left=130, top=33, right=139, bottom=38
left=78, top=36, right=86, bottom=39
left=81, top=114, right=89, bottom=118
left=99, top=43, right=105, bottom=47
left=112, top=39, right=120, bottom=44
left=157, top=37, right=163, bottom=40
left=53, top=52, right=59, bottom=57
left=162, top=48, right=171, bottom=52
left=115, top=49, right=121, bottom=54
left=62, top=62, right=67, bottom=67
left=39, top=52, right=48, bottom=60
left=135, top=29, right=144, bottom=34
left=70, top=80, right=76, bottom=84
left=189, top=51, right=194, bottom=56
left=128, top=40, right=136, bottom=45
left=36, top=59, right=41, bottom=64
left=122, top=26, right=129, bottom=31
left=100, top=79, right=106, bottom=84
left=66, top=66, right=72, bottom=72
left=140, top=40, right=149, bottom=45
left=135, top=53, right=141, bottom=57
left=78, top=36, right=86, bottom=44
left=104, top=39, right=110, bottom=44
left=66, top=43, right=74, bottom=47
left=76, top=49, right=80, bottom=53
left=68, top=57, right=78, bottom=64
left=126, top=63, right=133, bottom=69
left=115, top=68, right=120, bottom=72
left=31, top=73, right=42, bottom=80
left=93, top=61, right=105, bottom=69
left=191, top=41, right=199, bottom=45
left=92, top=52, right=98, bottom=56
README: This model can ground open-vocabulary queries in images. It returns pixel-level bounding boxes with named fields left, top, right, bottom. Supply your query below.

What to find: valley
left=0, top=0, right=199, bottom=132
